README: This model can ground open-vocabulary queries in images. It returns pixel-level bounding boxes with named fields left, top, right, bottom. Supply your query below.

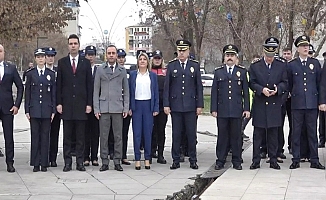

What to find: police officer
left=83, top=45, right=100, bottom=166
left=288, top=35, right=325, bottom=170
left=163, top=39, right=204, bottom=170
left=211, top=44, right=250, bottom=170
left=24, top=48, right=56, bottom=172
left=45, top=47, right=60, bottom=167
left=249, top=37, right=288, bottom=170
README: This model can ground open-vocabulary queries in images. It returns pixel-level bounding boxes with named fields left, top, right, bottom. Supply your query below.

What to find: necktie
left=72, top=58, right=76, bottom=74
left=302, top=61, right=306, bottom=67
left=267, top=64, right=271, bottom=69
left=228, top=67, right=232, bottom=74
left=40, top=69, right=43, bottom=76
left=181, top=63, right=185, bottom=69
left=110, top=65, right=114, bottom=73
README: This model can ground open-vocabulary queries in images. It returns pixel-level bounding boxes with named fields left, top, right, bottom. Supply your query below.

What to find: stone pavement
left=0, top=108, right=218, bottom=200
left=200, top=118, right=326, bottom=200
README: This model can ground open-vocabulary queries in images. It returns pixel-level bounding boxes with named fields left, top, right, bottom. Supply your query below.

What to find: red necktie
left=72, top=58, right=76, bottom=74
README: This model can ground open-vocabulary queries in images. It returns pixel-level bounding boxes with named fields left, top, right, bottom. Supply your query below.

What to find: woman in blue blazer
left=129, top=52, right=159, bottom=170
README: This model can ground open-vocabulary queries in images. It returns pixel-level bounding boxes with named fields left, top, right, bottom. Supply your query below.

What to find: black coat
left=0, top=62, right=23, bottom=114
left=249, top=58, right=288, bottom=128
left=56, top=56, right=92, bottom=120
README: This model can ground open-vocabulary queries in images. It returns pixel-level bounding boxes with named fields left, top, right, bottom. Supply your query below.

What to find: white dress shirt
left=70, top=54, right=79, bottom=68
left=135, top=70, right=151, bottom=100
left=107, top=63, right=116, bottom=73
left=91, top=65, right=95, bottom=75
left=37, top=66, right=45, bottom=76
left=179, top=59, right=188, bottom=69
left=0, top=61, right=4, bottom=80
left=226, top=64, right=235, bottom=74
left=299, top=57, right=307, bottom=65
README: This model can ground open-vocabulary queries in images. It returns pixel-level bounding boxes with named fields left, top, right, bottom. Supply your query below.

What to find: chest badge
left=46, top=75, right=51, bottom=81
left=173, top=69, right=177, bottom=73
left=309, top=64, right=314, bottom=70
left=190, top=67, right=194, bottom=73
left=236, top=71, right=241, bottom=77
left=238, top=81, right=241, bottom=85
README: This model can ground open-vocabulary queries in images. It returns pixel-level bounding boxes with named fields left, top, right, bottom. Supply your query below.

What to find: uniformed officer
left=249, top=37, right=288, bottom=170
left=24, top=48, right=56, bottom=172
left=84, top=45, right=100, bottom=166
left=288, top=35, right=325, bottom=170
left=45, top=47, right=60, bottom=167
left=211, top=44, right=250, bottom=170
left=163, top=39, right=204, bottom=170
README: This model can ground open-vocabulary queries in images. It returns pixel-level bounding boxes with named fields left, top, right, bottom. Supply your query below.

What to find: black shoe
left=289, top=162, right=300, bottom=169
left=250, top=162, right=260, bottom=170
left=114, top=164, right=123, bottom=171
left=0, top=149, right=4, bottom=157
left=279, top=153, right=286, bottom=159
left=63, top=165, right=72, bottom=172
left=215, top=164, right=224, bottom=170
left=76, top=164, right=86, bottom=171
left=260, top=152, right=267, bottom=159
left=318, top=142, right=325, bottom=148
left=84, top=161, right=90, bottom=166
left=6, top=163, right=15, bottom=173
left=266, top=158, right=270, bottom=163
left=41, top=166, right=47, bottom=172
left=145, top=165, right=151, bottom=170
left=135, top=166, right=141, bottom=170
left=170, top=162, right=180, bottom=170
left=300, top=158, right=307, bottom=163
left=92, top=160, right=99, bottom=166
left=157, top=156, right=167, bottom=164
left=109, top=153, right=114, bottom=160
left=270, top=162, right=281, bottom=170
left=277, top=157, right=284, bottom=163
left=122, top=160, right=131, bottom=165
left=180, top=154, right=185, bottom=162
left=99, top=164, right=109, bottom=172
left=233, top=165, right=242, bottom=170
left=50, top=161, right=57, bottom=167
left=310, top=162, right=325, bottom=170
left=190, top=162, right=198, bottom=170
left=33, top=166, right=40, bottom=172
left=152, top=151, right=158, bottom=158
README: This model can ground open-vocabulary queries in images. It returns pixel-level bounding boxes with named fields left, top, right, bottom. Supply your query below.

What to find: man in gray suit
left=93, top=45, right=129, bottom=172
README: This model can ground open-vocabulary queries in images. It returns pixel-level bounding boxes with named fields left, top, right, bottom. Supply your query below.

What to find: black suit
left=0, top=62, right=23, bottom=164
left=56, top=56, right=92, bottom=165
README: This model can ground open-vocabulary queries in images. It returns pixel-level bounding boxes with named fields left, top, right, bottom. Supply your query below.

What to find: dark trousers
left=277, top=106, right=286, bottom=156
left=300, top=123, right=310, bottom=158
left=84, top=113, right=99, bottom=162
left=286, top=98, right=292, bottom=151
left=63, top=120, right=86, bottom=165
left=0, top=111, right=14, bottom=164
left=122, top=115, right=131, bottom=159
left=318, top=111, right=326, bottom=144
left=252, top=127, right=278, bottom=163
left=30, top=118, right=51, bottom=167
left=152, top=112, right=168, bottom=156
left=49, top=113, right=61, bottom=162
left=291, top=109, right=319, bottom=163
left=132, top=100, right=153, bottom=161
left=216, top=118, right=242, bottom=166
left=241, top=115, right=252, bottom=133
left=171, top=111, right=197, bottom=163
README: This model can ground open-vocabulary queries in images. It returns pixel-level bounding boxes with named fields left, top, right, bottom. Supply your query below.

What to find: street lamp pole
left=80, top=15, right=103, bottom=43
left=109, top=15, right=132, bottom=42
left=84, top=0, right=105, bottom=45
left=108, top=0, right=129, bottom=44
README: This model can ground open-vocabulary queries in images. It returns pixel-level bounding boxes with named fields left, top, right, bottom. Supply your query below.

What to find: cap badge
left=180, top=41, right=184, bottom=44
left=270, top=38, right=274, bottom=42
left=49, top=47, right=52, bottom=51
left=173, top=69, right=177, bottom=73
left=302, top=36, right=306, bottom=40
left=90, top=46, right=93, bottom=49
left=228, top=45, right=232, bottom=49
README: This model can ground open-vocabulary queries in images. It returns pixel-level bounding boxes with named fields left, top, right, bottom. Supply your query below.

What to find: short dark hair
left=106, top=45, right=117, bottom=52
left=283, top=47, right=292, bottom=52
left=68, top=34, right=80, bottom=44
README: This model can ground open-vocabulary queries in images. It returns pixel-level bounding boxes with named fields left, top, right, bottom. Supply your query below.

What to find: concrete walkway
left=0, top=109, right=218, bottom=200
left=200, top=119, right=326, bottom=200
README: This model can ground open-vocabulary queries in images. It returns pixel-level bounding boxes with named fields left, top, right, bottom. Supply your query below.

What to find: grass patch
left=203, top=95, right=211, bottom=114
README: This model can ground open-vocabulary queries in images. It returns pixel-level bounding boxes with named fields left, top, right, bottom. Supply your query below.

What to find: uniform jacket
left=93, top=62, right=129, bottom=114
left=163, top=59, right=204, bottom=112
left=56, top=55, right=93, bottom=120
left=24, top=67, right=56, bottom=118
left=129, top=70, right=159, bottom=113
left=249, top=58, right=288, bottom=128
left=287, top=57, right=321, bottom=109
left=210, top=65, right=250, bottom=118
left=152, top=68, right=166, bottom=111
left=0, top=62, right=23, bottom=114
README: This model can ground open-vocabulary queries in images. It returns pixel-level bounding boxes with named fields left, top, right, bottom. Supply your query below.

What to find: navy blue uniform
left=25, top=67, right=56, bottom=167
left=163, top=58, right=204, bottom=165
left=288, top=57, right=321, bottom=164
left=249, top=58, right=288, bottom=164
left=211, top=65, right=249, bottom=167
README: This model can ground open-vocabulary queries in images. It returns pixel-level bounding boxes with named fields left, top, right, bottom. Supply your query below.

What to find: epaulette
left=237, top=64, right=245, bottom=69
left=169, top=58, right=178, bottom=63
left=190, top=59, right=199, bottom=63
left=275, top=57, right=286, bottom=62
left=215, top=65, right=224, bottom=70
left=45, top=68, right=55, bottom=73
left=251, top=58, right=261, bottom=64
left=288, top=57, right=296, bottom=62
left=25, top=67, right=35, bottom=74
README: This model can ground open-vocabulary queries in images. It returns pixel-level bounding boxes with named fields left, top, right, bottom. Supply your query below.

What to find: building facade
left=64, top=0, right=81, bottom=37
left=125, top=22, right=153, bottom=56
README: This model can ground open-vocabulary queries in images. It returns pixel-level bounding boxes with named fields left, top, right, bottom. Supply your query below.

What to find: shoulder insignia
left=45, top=68, right=55, bottom=73
left=251, top=58, right=261, bottom=64
left=169, top=58, right=177, bottom=63
left=288, top=57, right=296, bottom=63
left=275, top=57, right=285, bottom=62
left=25, top=67, right=35, bottom=73
left=215, top=65, right=224, bottom=70
left=237, top=65, right=245, bottom=69
left=190, top=59, right=199, bottom=63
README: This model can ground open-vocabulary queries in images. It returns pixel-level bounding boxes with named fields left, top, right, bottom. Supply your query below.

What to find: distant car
left=201, top=74, right=214, bottom=87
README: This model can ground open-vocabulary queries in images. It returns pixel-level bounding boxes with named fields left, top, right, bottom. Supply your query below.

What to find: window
left=129, top=28, right=133, bottom=34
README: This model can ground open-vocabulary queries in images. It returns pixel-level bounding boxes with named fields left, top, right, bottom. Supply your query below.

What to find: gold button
left=40, top=90, right=42, bottom=92
left=304, top=83, right=306, bottom=85
left=304, top=78, right=306, bottom=80
left=304, top=88, right=307, bottom=91
left=182, top=87, right=184, bottom=89
left=229, top=80, right=231, bottom=83
left=229, top=91, right=231, bottom=94
left=39, top=95, right=42, bottom=98
left=40, top=101, right=42, bottom=104
left=229, top=86, right=231, bottom=88
left=40, top=84, right=43, bottom=86
left=266, top=102, right=268, bottom=105
left=229, top=97, right=231, bottom=99
left=182, top=92, right=185, bottom=95
left=182, top=81, right=185, bottom=83
left=182, top=75, right=185, bottom=77
left=304, top=73, right=306, bottom=75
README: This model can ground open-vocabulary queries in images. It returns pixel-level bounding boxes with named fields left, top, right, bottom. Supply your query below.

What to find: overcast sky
left=79, top=0, right=150, bottom=48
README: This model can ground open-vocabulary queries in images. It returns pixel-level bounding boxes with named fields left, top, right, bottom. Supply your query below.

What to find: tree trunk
left=288, top=0, right=295, bottom=49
